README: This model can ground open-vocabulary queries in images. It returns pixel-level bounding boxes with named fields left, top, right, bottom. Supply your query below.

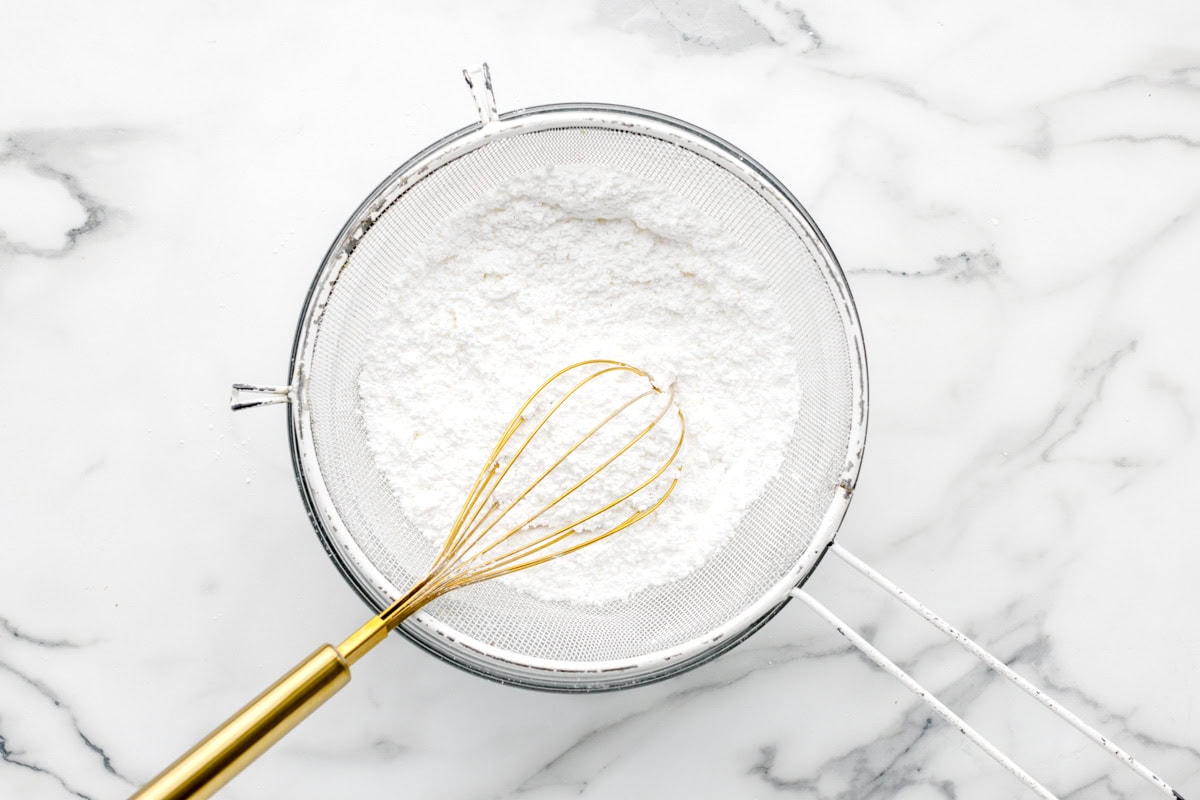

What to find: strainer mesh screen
left=302, top=125, right=855, bottom=666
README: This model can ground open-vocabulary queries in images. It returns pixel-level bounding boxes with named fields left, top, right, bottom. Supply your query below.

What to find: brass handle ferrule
left=337, top=614, right=389, bottom=665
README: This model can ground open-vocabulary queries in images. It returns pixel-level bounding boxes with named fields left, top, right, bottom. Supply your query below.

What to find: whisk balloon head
left=382, top=360, right=685, bottom=621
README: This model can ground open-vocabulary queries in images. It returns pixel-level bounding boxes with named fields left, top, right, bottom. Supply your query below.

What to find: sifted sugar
left=358, top=164, right=800, bottom=605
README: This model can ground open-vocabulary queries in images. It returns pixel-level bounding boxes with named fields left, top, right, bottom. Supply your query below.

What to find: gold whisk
left=133, top=360, right=685, bottom=800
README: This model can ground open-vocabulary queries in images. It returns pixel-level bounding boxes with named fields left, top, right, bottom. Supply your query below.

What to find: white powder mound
left=358, top=164, right=800, bottom=605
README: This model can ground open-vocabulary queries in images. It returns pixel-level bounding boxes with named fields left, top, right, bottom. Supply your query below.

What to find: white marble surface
left=2, top=2, right=1198, bottom=798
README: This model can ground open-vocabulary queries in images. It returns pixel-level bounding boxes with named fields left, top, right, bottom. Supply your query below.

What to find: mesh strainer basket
left=270, top=74, right=866, bottom=692
left=154, top=66, right=1181, bottom=800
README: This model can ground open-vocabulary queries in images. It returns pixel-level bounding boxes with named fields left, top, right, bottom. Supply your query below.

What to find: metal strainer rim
left=285, top=101, right=868, bottom=691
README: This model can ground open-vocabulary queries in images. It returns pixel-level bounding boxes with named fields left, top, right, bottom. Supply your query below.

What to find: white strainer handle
left=462, top=63, right=499, bottom=127
left=791, top=543, right=1181, bottom=799
left=230, top=383, right=290, bottom=411
left=790, top=587, right=1058, bottom=799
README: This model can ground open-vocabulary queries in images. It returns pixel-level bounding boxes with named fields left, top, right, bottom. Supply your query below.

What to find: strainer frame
left=285, top=101, right=869, bottom=691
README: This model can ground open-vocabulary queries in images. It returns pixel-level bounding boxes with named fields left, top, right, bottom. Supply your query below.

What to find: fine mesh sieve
left=215, top=67, right=1183, bottom=799
left=284, top=82, right=866, bottom=691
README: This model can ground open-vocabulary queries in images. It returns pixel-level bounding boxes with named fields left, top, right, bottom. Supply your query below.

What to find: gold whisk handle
left=131, top=588, right=420, bottom=799
left=129, top=644, right=351, bottom=800
left=131, top=610, right=406, bottom=800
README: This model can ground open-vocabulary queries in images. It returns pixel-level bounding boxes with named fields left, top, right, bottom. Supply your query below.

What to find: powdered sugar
left=358, top=164, right=800, bottom=605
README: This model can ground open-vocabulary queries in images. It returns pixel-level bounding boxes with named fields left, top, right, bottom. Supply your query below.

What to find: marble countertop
left=2, top=2, right=1198, bottom=798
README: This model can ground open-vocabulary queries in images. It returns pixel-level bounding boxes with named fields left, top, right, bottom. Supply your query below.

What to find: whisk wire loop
left=370, top=359, right=685, bottom=625
left=446, top=398, right=685, bottom=588
left=449, top=388, right=665, bottom=572
left=436, top=360, right=646, bottom=565
left=453, top=387, right=658, bottom=559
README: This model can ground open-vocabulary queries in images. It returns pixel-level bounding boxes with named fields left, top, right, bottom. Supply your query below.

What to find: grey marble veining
left=2, top=1, right=1198, bottom=798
